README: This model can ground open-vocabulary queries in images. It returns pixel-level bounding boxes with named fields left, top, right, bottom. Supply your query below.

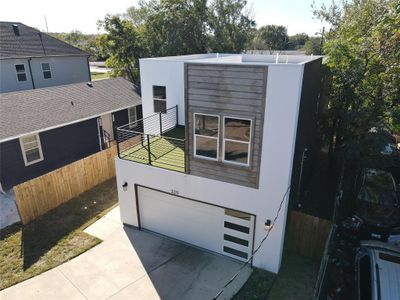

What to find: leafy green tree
left=97, top=15, right=144, bottom=84
left=288, top=32, right=309, bottom=50
left=304, top=37, right=322, bottom=54
left=256, top=25, right=288, bottom=52
left=313, top=0, right=400, bottom=165
left=208, top=0, right=256, bottom=53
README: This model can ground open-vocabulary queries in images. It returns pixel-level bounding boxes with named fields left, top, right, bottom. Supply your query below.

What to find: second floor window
left=194, top=113, right=219, bottom=160
left=42, top=63, right=52, bottom=79
left=153, top=85, right=166, bottom=113
left=15, top=64, right=27, bottom=82
left=223, top=117, right=252, bottom=166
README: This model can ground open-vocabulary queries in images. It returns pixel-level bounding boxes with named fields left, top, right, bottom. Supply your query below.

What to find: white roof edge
left=0, top=104, right=139, bottom=143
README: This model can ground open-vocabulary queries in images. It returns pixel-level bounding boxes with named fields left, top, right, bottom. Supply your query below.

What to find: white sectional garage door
left=137, top=186, right=255, bottom=262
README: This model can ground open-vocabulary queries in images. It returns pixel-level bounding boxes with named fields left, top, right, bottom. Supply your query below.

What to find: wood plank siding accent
left=185, top=63, right=268, bottom=188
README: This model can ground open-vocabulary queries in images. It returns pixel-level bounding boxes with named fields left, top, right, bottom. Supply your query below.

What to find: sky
left=0, top=0, right=330, bottom=36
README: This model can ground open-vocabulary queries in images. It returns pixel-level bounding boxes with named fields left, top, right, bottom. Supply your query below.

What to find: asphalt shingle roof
left=0, top=78, right=141, bottom=141
left=0, top=22, right=88, bottom=59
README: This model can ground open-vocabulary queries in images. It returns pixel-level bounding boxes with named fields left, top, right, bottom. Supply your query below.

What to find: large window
left=223, top=117, right=252, bottom=166
left=15, top=64, right=27, bottom=82
left=19, top=134, right=44, bottom=166
left=128, top=106, right=137, bottom=128
left=41, top=63, right=52, bottom=79
left=194, top=113, right=219, bottom=160
left=153, top=85, right=166, bottom=113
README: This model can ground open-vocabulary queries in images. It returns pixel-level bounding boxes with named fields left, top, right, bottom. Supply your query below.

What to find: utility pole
left=44, top=15, right=49, bottom=32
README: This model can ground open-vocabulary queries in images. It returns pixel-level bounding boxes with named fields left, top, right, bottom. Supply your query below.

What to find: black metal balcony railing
left=116, top=106, right=186, bottom=173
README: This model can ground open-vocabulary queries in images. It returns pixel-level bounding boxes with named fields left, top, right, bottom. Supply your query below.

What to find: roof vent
left=12, top=24, right=20, bottom=36
left=86, top=82, right=93, bottom=88
left=71, top=101, right=74, bottom=106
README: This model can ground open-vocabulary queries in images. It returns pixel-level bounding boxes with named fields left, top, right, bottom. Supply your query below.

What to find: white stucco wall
left=0, top=56, right=90, bottom=93
left=116, top=63, right=304, bottom=273
left=139, top=59, right=185, bottom=129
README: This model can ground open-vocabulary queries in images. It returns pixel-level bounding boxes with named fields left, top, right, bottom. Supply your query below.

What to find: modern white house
left=0, top=22, right=90, bottom=93
left=115, top=53, right=323, bottom=273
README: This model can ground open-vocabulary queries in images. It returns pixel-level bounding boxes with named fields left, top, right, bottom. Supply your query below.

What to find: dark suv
left=355, top=169, right=400, bottom=234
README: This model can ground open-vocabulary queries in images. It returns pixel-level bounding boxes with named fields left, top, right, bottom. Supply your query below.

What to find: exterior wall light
left=122, top=182, right=128, bottom=191
left=264, top=219, right=272, bottom=230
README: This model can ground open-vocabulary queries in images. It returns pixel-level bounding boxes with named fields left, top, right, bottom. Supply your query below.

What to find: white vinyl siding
left=194, top=113, right=220, bottom=161
left=19, top=133, right=44, bottom=166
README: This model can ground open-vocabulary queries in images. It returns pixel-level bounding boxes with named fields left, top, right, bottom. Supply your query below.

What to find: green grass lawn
left=121, top=126, right=186, bottom=173
left=91, top=72, right=110, bottom=81
left=0, top=179, right=118, bottom=290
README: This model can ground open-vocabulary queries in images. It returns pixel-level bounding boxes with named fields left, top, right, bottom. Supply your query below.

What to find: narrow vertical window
left=128, top=106, right=137, bottom=128
left=15, top=64, right=27, bottom=82
left=19, top=134, right=44, bottom=166
left=153, top=85, right=166, bottom=113
left=194, top=113, right=219, bottom=160
left=223, top=117, right=252, bottom=166
left=41, top=63, right=52, bottom=79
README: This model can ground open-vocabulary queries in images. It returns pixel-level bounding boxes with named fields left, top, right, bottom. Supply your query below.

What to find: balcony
left=116, top=106, right=186, bottom=173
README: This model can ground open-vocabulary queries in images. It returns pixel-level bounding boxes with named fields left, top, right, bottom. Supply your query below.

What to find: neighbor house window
left=41, top=63, right=52, bottom=79
left=128, top=106, right=137, bottom=128
left=223, top=117, right=252, bottom=166
left=19, top=134, right=44, bottom=166
left=194, top=113, right=219, bottom=160
left=153, top=85, right=166, bottom=113
left=15, top=64, right=27, bottom=82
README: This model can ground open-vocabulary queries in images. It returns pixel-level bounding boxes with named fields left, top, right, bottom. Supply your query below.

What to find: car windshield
left=359, top=171, right=397, bottom=206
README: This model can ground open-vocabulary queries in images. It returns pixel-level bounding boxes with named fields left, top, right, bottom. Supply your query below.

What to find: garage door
left=137, top=186, right=255, bottom=262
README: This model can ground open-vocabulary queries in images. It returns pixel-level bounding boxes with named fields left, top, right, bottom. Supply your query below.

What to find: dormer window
left=41, top=63, right=52, bottom=79
left=15, top=64, right=27, bottom=82
left=153, top=85, right=166, bottom=113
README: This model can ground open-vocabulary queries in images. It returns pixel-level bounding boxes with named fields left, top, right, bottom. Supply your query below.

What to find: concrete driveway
left=1, top=207, right=252, bottom=300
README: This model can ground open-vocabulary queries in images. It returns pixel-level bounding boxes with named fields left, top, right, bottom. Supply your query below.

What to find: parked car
left=354, top=240, right=400, bottom=300
left=354, top=169, right=400, bottom=234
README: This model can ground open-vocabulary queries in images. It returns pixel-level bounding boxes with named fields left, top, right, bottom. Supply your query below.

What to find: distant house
left=0, top=78, right=142, bottom=191
left=0, top=22, right=91, bottom=93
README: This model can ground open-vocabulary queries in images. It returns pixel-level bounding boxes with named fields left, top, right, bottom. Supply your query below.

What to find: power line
left=212, top=185, right=291, bottom=300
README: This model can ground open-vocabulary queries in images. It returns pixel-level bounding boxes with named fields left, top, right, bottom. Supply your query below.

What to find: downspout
left=27, top=58, right=35, bottom=89
left=87, top=56, right=91, bottom=81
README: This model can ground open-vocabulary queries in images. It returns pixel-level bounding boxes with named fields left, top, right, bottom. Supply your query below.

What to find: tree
left=287, top=32, right=309, bottom=50
left=304, top=37, right=322, bottom=54
left=208, top=0, right=256, bottom=53
left=313, top=0, right=400, bottom=166
left=97, top=16, right=144, bottom=84
left=256, top=25, right=288, bottom=52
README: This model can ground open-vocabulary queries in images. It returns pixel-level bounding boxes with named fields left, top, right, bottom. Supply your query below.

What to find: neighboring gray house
left=0, top=22, right=91, bottom=93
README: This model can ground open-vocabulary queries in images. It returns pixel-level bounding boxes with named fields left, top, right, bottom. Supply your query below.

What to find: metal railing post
left=159, top=112, right=163, bottom=136
left=146, top=134, right=152, bottom=165
left=175, top=105, right=178, bottom=126
left=116, top=129, right=121, bottom=159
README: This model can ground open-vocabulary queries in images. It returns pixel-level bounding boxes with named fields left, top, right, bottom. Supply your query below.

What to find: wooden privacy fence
left=14, top=146, right=117, bottom=224
left=286, top=211, right=332, bottom=261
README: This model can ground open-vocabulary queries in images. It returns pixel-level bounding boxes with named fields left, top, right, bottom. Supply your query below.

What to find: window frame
left=128, top=106, right=137, bottom=128
left=15, top=64, right=27, bottom=82
left=193, top=113, right=220, bottom=161
left=41, top=62, right=52, bottom=80
left=19, top=133, right=44, bottom=166
left=152, top=85, right=167, bottom=113
left=222, top=116, right=252, bottom=167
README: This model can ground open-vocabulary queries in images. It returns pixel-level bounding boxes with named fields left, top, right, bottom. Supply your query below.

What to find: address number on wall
left=171, top=189, right=179, bottom=195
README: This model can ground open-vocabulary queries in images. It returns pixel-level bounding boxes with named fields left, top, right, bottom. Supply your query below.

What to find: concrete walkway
left=1, top=206, right=252, bottom=300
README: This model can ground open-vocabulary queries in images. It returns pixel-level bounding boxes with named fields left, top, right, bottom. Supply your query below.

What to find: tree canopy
left=313, top=0, right=400, bottom=165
